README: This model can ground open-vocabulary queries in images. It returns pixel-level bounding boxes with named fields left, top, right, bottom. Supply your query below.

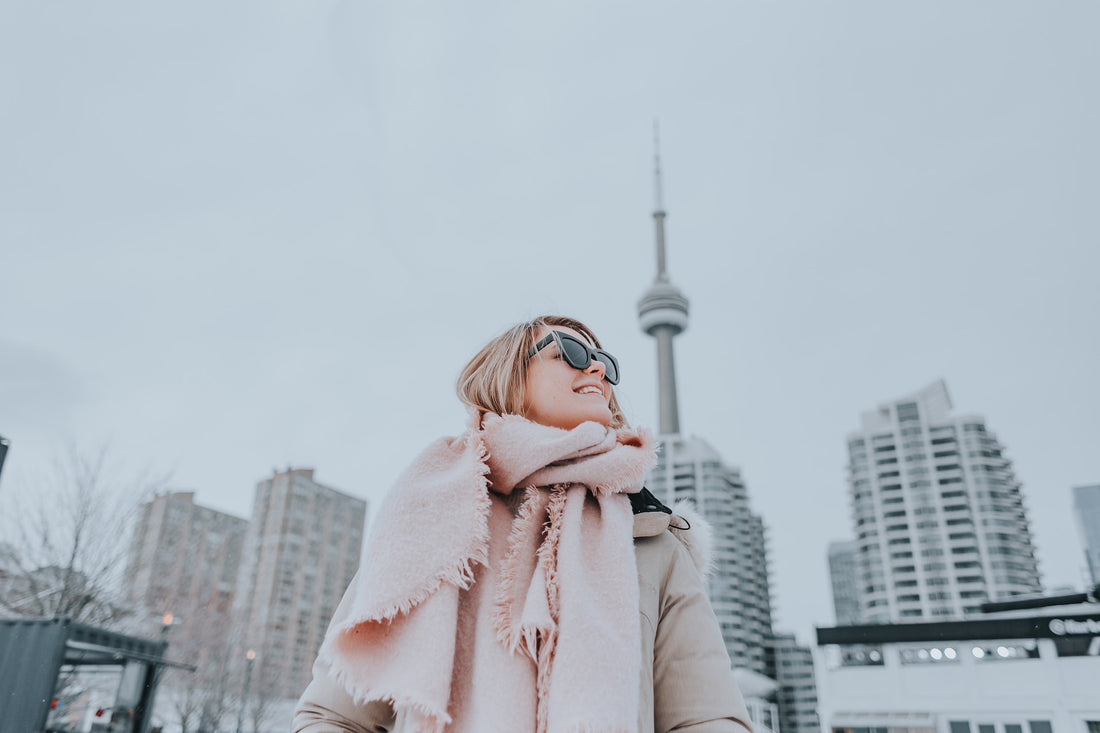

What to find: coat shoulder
left=632, top=499, right=713, bottom=577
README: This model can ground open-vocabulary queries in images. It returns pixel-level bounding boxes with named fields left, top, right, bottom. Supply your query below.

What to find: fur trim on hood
left=669, top=500, right=715, bottom=578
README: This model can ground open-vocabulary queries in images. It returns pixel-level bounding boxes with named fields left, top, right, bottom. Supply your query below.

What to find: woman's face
left=523, top=325, right=613, bottom=430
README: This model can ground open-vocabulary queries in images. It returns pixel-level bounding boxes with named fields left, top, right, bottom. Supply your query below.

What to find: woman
left=294, top=315, right=751, bottom=733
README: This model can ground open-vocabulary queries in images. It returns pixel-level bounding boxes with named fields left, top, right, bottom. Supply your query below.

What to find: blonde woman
left=294, top=315, right=751, bottom=733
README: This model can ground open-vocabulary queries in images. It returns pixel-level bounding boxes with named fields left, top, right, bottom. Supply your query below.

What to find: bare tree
left=170, top=685, right=204, bottom=733
left=165, top=658, right=233, bottom=733
left=245, top=659, right=282, bottom=733
left=0, top=444, right=165, bottom=627
left=160, top=605, right=237, bottom=733
left=195, top=650, right=235, bottom=733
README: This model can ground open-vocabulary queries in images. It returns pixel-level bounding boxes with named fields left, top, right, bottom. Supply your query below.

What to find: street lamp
left=235, top=649, right=256, bottom=733
left=0, top=435, right=10, bottom=488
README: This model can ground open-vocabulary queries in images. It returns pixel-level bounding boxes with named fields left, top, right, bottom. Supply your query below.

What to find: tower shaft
left=654, top=326, right=680, bottom=434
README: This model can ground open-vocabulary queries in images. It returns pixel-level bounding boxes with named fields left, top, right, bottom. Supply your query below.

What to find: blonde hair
left=456, top=315, right=628, bottom=429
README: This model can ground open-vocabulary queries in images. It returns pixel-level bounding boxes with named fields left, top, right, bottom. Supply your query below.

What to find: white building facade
left=846, top=380, right=1041, bottom=622
left=814, top=603, right=1100, bottom=733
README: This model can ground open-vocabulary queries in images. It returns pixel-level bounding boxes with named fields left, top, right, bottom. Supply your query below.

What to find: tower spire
left=653, top=121, right=669, bottom=282
left=654, top=121, right=665, bottom=214
left=637, top=125, right=690, bottom=435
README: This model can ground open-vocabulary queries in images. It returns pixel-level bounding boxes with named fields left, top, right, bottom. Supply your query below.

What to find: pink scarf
left=317, top=414, right=657, bottom=732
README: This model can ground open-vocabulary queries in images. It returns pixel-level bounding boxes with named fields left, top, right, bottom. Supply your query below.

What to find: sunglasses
left=527, top=331, right=621, bottom=385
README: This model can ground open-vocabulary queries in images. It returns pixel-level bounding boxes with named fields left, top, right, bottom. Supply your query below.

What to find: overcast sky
left=2, top=1, right=1097, bottom=646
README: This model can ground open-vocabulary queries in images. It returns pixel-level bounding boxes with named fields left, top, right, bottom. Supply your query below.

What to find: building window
left=1028, top=723, right=1053, bottom=733
left=949, top=722, right=971, bottom=733
left=897, top=402, right=920, bottom=421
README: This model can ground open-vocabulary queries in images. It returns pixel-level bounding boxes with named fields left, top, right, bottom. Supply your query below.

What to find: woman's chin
left=583, top=408, right=613, bottom=428
left=550, top=413, right=611, bottom=431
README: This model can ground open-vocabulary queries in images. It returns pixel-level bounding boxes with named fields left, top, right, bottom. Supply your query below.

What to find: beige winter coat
left=294, top=510, right=753, bottom=733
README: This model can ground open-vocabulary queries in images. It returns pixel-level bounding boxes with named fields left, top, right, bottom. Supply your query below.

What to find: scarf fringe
left=538, top=486, right=567, bottom=617
left=534, top=487, right=567, bottom=733
left=337, top=549, right=482, bottom=629
left=320, top=666, right=453, bottom=733
left=492, top=486, right=545, bottom=657
left=354, top=431, right=494, bottom=628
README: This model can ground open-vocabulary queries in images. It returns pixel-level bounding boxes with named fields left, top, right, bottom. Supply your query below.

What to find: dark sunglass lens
left=560, top=337, right=591, bottom=369
left=596, top=353, right=619, bottom=384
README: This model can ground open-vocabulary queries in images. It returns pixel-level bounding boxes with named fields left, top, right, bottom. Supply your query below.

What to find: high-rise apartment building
left=767, top=633, right=820, bottom=733
left=827, top=540, right=860, bottom=625
left=233, top=468, right=366, bottom=700
left=846, top=380, right=1041, bottom=622
left=124, top=491, right=247, bottom=628
left=1072, top=484, right=1100, bottom=587
left=636, top=141, right=775, bottom=679
left=647, top=436, right=774, bottom=675
left=122, top=492, right=248, bottom=675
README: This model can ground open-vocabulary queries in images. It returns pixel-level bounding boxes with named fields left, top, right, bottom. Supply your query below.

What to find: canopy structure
left=0, top=617, right=193, bottom=733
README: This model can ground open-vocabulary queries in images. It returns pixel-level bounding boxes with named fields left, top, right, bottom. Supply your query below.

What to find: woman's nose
left=585, top=358, right=607, bottom=380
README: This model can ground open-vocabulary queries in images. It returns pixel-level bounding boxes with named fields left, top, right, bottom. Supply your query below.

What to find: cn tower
left=637, top=130, right=778, bottom=681
left=637, top=127, right=690, bottom=435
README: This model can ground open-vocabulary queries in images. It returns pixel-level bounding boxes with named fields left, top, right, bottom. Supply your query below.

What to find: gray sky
left=2, top=0, right=1098, bottom=646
